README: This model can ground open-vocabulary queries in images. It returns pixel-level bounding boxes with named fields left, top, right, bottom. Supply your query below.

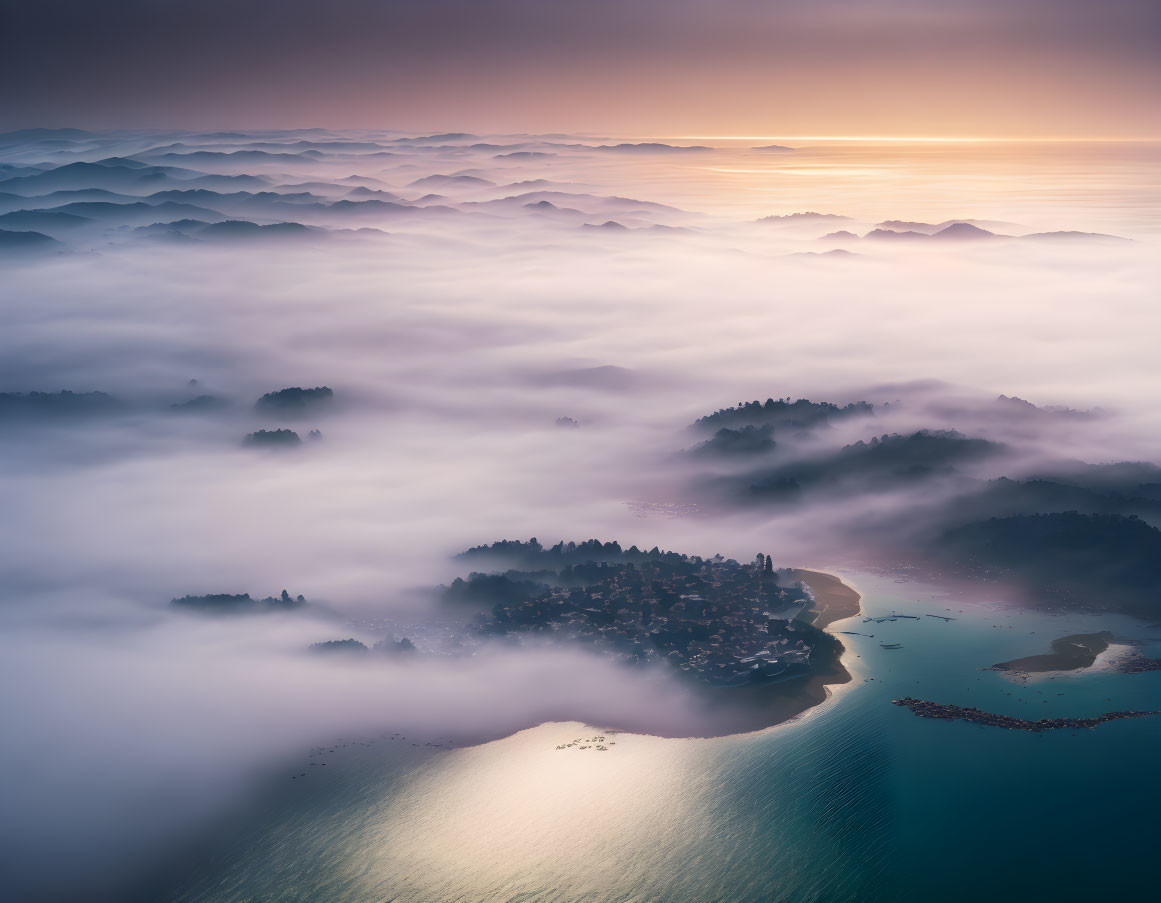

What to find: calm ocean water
left=164, top=574, right=1161, bottom=903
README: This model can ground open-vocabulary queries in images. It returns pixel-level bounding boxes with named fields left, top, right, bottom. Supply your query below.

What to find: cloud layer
left=0, top=129, right=1158, bottom=901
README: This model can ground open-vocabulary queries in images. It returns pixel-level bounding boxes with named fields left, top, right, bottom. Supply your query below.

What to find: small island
left=0, top=389, right=122, bottom=418
left=309, top=638, right=368, bottom=655
left=171, top=590, right=306, bottom=614
left=255, top=386, right=333, bottom=413
left=990, top=631, right=1114, bottom=674
left=244, top=428, right=301, bottom=447
left=989, top=631, right=1161, bottom=676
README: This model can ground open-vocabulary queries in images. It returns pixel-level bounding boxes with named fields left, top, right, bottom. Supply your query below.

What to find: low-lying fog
left=0, top=130, right=1158, bottom=900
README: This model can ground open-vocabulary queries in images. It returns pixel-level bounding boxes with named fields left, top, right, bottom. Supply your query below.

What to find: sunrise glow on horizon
left=671, top=136, right=1161, bottom=143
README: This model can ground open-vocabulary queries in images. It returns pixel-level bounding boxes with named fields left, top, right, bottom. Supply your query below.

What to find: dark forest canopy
left=690, top=423, right=776, bottom=456
left=0, top=389, right=122, bottom=418
left=934, top=511, right=1161, bottom=617
left=679, top=389, right=1161, bottom=617
left=244, top=428, right=301, bottom=447
left=693, top=397, right=874, bottom=434
left=309, top=638, right=368, bottom=654
left=170, top=394, right=228, bottom=412
left=255, top=386, right=334, bottom=412
left=741, top=429, right=1002, bottom=499
left=457, top=538, right=693, bottom=569
left=835, top=430, right=999, bottom=471
left=171, top=590, right=306, bottom=614
left=947, top=474, right=1161, bottom=523
left=443, top=572, right=549, bottom=608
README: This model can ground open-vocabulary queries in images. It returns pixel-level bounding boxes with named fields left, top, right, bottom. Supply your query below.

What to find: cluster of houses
left=474, top=554, right=822, bottom=687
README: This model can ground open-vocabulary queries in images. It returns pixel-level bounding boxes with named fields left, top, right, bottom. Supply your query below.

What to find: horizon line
left=3, top=126, right=1159, bottom=143
left=668, top=135, right=1161, bottom=143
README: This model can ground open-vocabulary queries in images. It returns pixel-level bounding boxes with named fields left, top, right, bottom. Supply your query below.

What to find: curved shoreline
left=518, top=569, right=864, bottom=742
left=649, top=568, right=863, bottom=739
left=791, top=569, right=864, bottom=630
left=367, top=570, right=867, bottom=750
left=414, top=570, right=867, bottom=748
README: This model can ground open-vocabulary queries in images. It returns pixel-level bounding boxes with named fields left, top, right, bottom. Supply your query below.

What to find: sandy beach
left=790, top=569, right=864, bottom=630
left=1089, top=643, right=1140, bottom=673
left=989, top=633, right=1150, bottom=682
left=668, top=569, right=864, bottom=737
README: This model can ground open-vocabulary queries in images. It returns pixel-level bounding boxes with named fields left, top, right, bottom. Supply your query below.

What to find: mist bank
left=0, top=600, right=717, bottom=903
left=675, top=388, right=1161, bottom=616
left=1, top=130, right=1158, bottom=902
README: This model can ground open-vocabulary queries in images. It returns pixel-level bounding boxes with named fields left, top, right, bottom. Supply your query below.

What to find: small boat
left=880, top=642, right=903, bottom=649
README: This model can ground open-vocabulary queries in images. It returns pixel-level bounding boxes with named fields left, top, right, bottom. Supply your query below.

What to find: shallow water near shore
left=163, top=573, right=1161, bottom=903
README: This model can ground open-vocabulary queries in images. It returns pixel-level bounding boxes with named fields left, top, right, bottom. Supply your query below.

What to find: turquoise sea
left=160, top=574, right=1161, bottom=903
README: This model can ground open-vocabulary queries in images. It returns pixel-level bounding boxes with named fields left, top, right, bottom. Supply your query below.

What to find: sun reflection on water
left=337, top=722, right=720, bottom=900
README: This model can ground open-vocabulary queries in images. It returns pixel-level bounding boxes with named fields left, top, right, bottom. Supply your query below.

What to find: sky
left=1, top=0, right=1159, bottom=137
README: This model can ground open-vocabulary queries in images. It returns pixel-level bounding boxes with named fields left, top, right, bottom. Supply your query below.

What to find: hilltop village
left=457, top=542, right=840, bottom=688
